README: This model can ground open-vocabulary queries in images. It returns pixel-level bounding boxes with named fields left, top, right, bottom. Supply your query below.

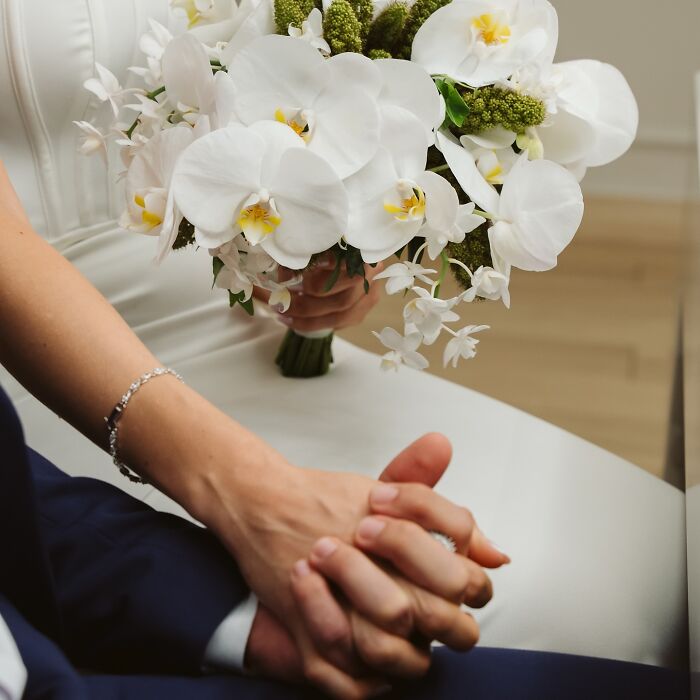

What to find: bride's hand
left=255, top=259, right=384, bottom=333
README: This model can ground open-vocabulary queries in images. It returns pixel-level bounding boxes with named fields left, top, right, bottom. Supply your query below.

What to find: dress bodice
left=0, top=0, right=168, bottom=251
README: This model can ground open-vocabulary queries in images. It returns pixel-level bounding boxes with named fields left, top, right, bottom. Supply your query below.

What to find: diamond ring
left=430, top=530, right=457, bottom=553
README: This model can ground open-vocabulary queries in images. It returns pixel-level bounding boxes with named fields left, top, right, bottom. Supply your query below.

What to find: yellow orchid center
left=275, top=109, right=309, bottom=138
left=472, top=14, right=511, bottom=45
left=384, top=186, right=426, bottom=222
left=484, top=163, right=503, bottom=184
left=134, top=194, right=163, bottom=230
left=237, top=203, right=281, bottom=238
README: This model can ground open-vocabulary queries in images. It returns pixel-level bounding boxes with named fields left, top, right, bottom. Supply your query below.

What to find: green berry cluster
left=446, top=228, right=493, bottom=291
left=323, top=0, right=363, bottom=53
left=273, top=0, right=315, bottom=33
left=456, top=87, right=546, bottom=135
left=394, top=0, right=451, bottom=59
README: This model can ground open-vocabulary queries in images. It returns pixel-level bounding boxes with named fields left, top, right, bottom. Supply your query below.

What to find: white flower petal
left=162, top=34, right=215, bottom=110
left=265, top=147, right=348, bottom=268
left=555, top=59, right=638, bottom=167
left=327, top=52, right=383, bottom=97
left=374, top=59, right=443, bottom=144
left=380, top=106, right=428, bottom=180
left=416, top=170, right=459, bottom=234
left=436, top=130, right=499, bottom=213
left=311, top=85, right=381, bottom=178
left=172, top=124, right=262, bottom=234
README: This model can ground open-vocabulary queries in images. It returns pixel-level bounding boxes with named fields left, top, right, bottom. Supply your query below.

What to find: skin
left=0, top=162, right=508, bottom=698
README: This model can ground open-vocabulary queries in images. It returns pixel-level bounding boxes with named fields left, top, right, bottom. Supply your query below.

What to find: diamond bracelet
left=105, top=367, right=184, bottom=484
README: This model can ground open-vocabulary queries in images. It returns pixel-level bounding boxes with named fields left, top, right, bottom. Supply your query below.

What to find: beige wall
left=552, top=0, right=700, bottom=200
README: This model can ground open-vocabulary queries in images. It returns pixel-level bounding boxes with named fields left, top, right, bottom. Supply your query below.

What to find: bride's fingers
left=368, top=482, right=510, bottom=567
left=308, top=538, right=413, bottom=637
left=354, top=516, right=492, bottom=607
left=290, top=559, right=358, bottom=673
left=351, top=614, right=432, bottom=679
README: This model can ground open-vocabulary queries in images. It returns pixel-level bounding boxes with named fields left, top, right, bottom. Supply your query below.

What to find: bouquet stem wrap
left=275, top=328, right=334, bottom=378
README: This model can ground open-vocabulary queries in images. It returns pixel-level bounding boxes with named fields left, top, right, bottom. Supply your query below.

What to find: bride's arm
left=0, top=161, right=502, bottom=697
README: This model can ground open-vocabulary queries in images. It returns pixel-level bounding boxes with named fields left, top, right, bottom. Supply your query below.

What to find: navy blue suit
left=0, top=384, right=689, bottom=699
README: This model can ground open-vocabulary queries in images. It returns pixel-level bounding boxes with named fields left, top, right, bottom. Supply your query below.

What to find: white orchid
left=420, top=201, right=485, bottom=260
left=220, top=0, right=276, bottom=61
left=84, top=63, right=129, bottom=118
left=344, top=106, right=462, bottom=263
left=288, top=8, right=331, bottom=55
left=443, top=325, right=489, bottom=367
left=488, top=154, right=583, bottom=271
left=119, top=127, right=196, bottom=262
left=73, top=121, right=108, bottom=163
left=460, top=134, right=519, bottom=186
left=227, top=35, right=381, bottom=179
left=114, top=131, right=150, bottom=169
left=501, top=60, right=638, bottom=175
left=374, top=261, right=437, bottom=295
left=403, top=288, right=460, bottom=345
left=130, top=19, right=173, bottom=89
left=373, top=328, right=429, bottom=371
left=461, top=265, right=511, bottom=308
left=412, top=0, right=558, bottom=87
left=171, top=121, right=348, bottom=269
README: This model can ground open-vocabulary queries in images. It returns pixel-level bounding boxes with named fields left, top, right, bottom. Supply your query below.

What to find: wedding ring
left=430, top=530, right=457, bottom=553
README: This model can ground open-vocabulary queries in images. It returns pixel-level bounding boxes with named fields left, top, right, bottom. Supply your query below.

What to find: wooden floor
left=341, top=197, right=689, bottom=478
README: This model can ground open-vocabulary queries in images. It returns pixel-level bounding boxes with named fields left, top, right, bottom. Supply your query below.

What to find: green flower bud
left=457, top=86, right=546, bottom=134
left=274, top=0, right=306, bottom=32
left=368, top=48, right=393, bottom=59
left=347, top=0, right=374, bottom=42
left=447, top=227, right=493, bottom=290
left=323, top=0, right=363, bottom=54
left=366, top=2, right=409, bottom=54
left=395, top=0, right=451, bottom=59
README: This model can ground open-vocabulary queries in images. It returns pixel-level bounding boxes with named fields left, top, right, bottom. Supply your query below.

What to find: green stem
left=275, top=330, right=335, bottom=378
left=146, top=85, right=166, bottom=100
left=428, top=164, right=450, bottom=174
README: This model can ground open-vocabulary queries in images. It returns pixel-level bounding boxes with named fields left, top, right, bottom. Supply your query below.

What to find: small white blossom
left=288, top=9, right=331, bottom=55
left=374, top=261, right=436, bottom=295
left=443, top=325, right=489, bottom=368
left=403, top=288, right=460, bottom=345
left=421, top=202, right=485, bottom=260
left=373, top=328, right=429, bottom=371
left=73, top=121, right=108, bottom=163
left=84, top=63, right=128, bottom=118
left=461, top=266, right=511, bottom=308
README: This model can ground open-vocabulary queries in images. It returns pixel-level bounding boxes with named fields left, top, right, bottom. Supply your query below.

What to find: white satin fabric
left=0, top=0, right=688, bottom=670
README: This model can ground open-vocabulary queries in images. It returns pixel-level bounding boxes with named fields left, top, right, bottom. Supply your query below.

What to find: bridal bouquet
left=77, top=0, right=637, bottom=377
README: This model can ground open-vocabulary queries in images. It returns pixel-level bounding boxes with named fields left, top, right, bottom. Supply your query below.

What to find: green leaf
left=212, top=257, right=224, bottom=288
left=228, top=290, right=256, bottom=316
left=323, top=255, right=342, bottom=293
left=436, top=79, right=469, bottom=127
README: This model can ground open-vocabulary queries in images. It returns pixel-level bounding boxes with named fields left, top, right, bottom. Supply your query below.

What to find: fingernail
left=357, top=517, right=386, bottom=541
left=370, top=484, right=399, bottom=505
left=312, top=537, right=338, bottom=559
left=293, top=559, right=311, bottom=577
left=489, top=540, right=511, bottom=564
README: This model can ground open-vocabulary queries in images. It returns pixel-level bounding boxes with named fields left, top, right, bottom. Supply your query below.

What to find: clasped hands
left=239, top=434, right=509, bottom=699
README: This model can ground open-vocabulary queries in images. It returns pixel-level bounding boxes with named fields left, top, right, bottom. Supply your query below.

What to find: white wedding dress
left=0, top=0, right=688, bottom=671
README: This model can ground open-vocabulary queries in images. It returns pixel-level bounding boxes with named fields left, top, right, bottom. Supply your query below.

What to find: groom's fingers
left=308, top=538, right=413, bottom=637
left=355, top=516, right=492, bottom=608
left=368, top=482, right=510, bottom=568
left=379, top=433, right=452, bottom=487
left=290, top=559, right=358, bottom=673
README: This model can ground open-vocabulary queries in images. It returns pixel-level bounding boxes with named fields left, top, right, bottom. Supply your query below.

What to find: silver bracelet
left=105, top=367, right=184, bottom=484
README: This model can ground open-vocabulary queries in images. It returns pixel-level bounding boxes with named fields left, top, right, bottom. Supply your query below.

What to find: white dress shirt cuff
left=0, top=612, right=26, bottom=700
left=203, top=593, right=258, bottom=673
